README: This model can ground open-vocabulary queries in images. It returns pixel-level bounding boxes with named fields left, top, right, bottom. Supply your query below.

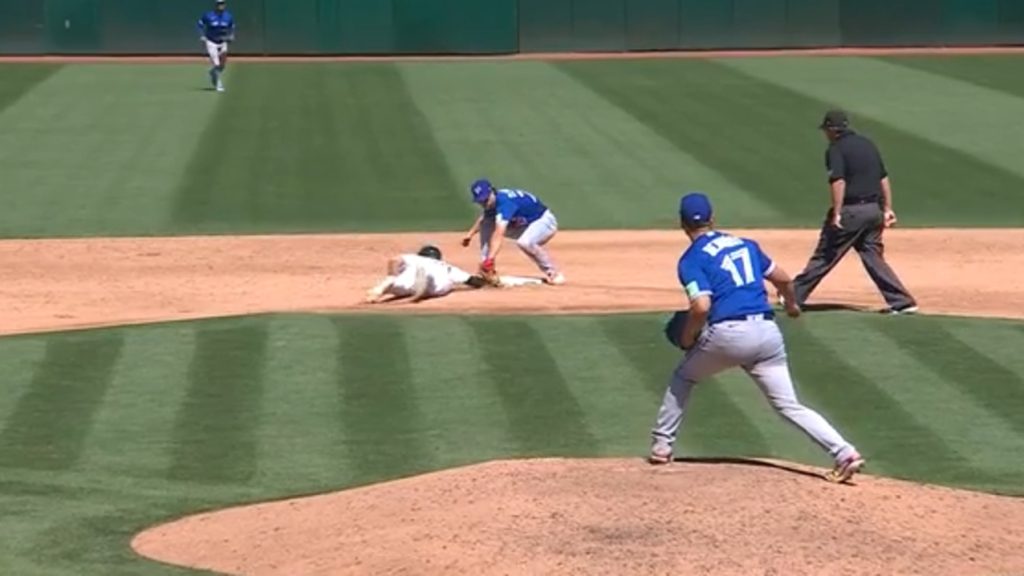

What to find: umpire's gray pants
left=793, top=203, right=915, bottom=308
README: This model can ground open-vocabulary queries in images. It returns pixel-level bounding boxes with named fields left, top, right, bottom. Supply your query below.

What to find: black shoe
left=882, top=304, right=919, bottom=315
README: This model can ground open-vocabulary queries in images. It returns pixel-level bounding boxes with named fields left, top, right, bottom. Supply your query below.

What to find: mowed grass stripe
left=0, top=64, right=61, bottom=114
left=802, top=316, right=1016, bottom=482
left=723, top=57, right=1024, bottom=224
left=782, top=318, right=965, bottom=481
left=559, top=59, right=816, bottom=227
left=403, top=317, right=512, bottom=466
left=0, top=338, right=47, bottom=427
left=79, top=324, right=195, bottom=479
left=534, top=316, right=662, bottom=456
left=946, top=321, right=1024, bottom=382
left=883, top=55, right=1024, bottom=100
left=175, top=63, right=465, bottom=233
left=0, top=65, right=223, bottom=238
left=467, top=317, right=598, bottom=456
left=0, top=331, right=124, bottom=471
left=168, top=320, right=268, bottom=484
left=335, top=316, right=433, bottom=484
left=564, top=58, right=1024, bottom=228
left=873, top=319, right=1024, bottom=438
left=596, top=314, right=772, bottom=458
left=255, top=316, right=349, bottom=490
left=400, top=61, right=773, bottom=229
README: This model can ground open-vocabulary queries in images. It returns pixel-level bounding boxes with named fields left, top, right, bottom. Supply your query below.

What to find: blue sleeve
left=495, top=197, right=518, bottom=223
left=678, top=255, right=712, bottom=301
left=197, top=14, right=206, bottom=33
left=228, top=13, right=236, bottom=30
left=750, top=240, right=776, bottom=276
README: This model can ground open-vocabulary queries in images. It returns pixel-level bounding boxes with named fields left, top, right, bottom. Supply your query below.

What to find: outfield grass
left=1, top=56, right=1024, bottom=237
left=0, top=312, right=1022, bottom=575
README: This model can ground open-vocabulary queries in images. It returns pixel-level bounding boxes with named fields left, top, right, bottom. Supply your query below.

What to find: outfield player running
left=650, top=192, right=865, bottom=484
left=197, top=0, right=235, bottom=93
left=462, top=179, right=565, bottom=285
left=365, top=245, right=487, bottom=304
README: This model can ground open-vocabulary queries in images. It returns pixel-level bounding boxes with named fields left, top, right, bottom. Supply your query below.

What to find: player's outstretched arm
left=462, top=214, right=484, bottom=247
left=766, top=266, right=801, bottom=318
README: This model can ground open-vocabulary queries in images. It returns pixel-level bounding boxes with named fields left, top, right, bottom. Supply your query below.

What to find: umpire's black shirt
left=826, top=130, right=887, bottom=204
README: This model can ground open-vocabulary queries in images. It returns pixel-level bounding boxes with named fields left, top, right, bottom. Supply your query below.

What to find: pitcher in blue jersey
left=197, top=0, right=235, bottom=92
left=462, top=179, right=565, bottom=285
left=650, top=192, right=865, bottom=484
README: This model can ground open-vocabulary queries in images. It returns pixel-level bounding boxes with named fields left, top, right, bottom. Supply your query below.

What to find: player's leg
left=213, top=44, right=228, bottom=92
left=792, top=209, right=861, bottom=305
left=366, top=258, right=402, bottom=302
left=205, top=40, right=221, bottom=88
left=650, top=334, right=734, bottom=463
left=851, top=205, right=916, bottom=312
left=743, top=322, right=864, bottom=479
left=514, top=211, right=562, bottom=283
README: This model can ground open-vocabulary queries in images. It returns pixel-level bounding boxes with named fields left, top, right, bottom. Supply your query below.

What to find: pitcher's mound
left=133, top=458, right=1024, bottom=576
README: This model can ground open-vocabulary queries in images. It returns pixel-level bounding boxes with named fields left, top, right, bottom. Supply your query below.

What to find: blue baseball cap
left=679, top=192, right=713, bottom=226
left=470, top=179, right=493, bottom=204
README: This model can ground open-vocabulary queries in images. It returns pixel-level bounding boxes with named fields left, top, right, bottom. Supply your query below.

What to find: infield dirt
left=1, top=228, right=1022, bottom=336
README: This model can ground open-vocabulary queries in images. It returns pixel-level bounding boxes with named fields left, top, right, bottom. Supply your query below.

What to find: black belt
left=843, top=196, right=879, bottom=206
left=711, top=312, right=774, bottom=325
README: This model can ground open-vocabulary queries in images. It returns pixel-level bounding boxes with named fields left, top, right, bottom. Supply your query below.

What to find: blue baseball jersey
left=678, top=231, right=775, bottom=324
left=491, top=188, right=548, bottom=227
left=198, top=10, right=235, bottom=43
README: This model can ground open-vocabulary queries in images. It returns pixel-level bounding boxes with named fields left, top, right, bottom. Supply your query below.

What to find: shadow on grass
left=671, top=456, right=826, bottom=481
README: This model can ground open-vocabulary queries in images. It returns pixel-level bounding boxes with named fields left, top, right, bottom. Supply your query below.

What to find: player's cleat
left=826, top=452, right=865, bottom=483
left=648, top=443, right=672, bottom=465
left=216, top=81, right=225, bottom=93
left=545, top=272, right=566, bottom=286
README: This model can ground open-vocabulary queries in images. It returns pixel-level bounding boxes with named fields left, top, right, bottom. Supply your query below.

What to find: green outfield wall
left=1, top=0, right=1022, bottom=55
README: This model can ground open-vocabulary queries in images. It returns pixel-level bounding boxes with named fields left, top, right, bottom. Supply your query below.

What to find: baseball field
left=1, top=50, right=1023, bottom=575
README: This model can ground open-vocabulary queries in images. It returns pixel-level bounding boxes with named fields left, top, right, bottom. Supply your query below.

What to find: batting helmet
left=417, top=244, right=442, bottom=260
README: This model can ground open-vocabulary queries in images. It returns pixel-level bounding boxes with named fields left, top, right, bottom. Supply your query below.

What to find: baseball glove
left=479, top=258, right=502, bottom=287
left=663, top=310, right=690, bottom=350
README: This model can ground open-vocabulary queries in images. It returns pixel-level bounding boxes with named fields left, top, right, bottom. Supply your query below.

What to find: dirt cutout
left=2, top=229, right=1023, bottom=336
left=133, top=458, right=1024, bottom=576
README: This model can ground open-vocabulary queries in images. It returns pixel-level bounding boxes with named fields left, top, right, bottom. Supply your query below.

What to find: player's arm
left=757, top=244, right=801, bottom=318
left=197, top=16, right=208, bottom=41
left=483, top=200, right=515, bottom=267
left=462, top=213, right=484, bottom=246
left=679, top=259, right=712, bottom=349
left=485, top=217, right=509, bottom=261
left=826, top=147, right=846, bottom=228
left=226, top=14, right=236, bottom=42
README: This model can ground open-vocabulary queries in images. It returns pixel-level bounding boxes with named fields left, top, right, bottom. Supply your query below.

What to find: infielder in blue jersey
left=650, top=192, right=865, bottom=484
left=197, top=0, right=235, bottom=93
left=463, top=179, right=565, bottom=285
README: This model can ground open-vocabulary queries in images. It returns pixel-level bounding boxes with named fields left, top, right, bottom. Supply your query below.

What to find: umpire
left=790, top=110, right=918, bottom=314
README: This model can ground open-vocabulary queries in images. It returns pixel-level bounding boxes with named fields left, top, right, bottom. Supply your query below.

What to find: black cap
left=819, top=109, right=849, bottom=130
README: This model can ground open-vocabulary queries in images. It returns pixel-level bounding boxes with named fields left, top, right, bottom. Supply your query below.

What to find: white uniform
left=205, top=39, right=228, bottom=68
left=384, top=254, right=472, bottom=299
